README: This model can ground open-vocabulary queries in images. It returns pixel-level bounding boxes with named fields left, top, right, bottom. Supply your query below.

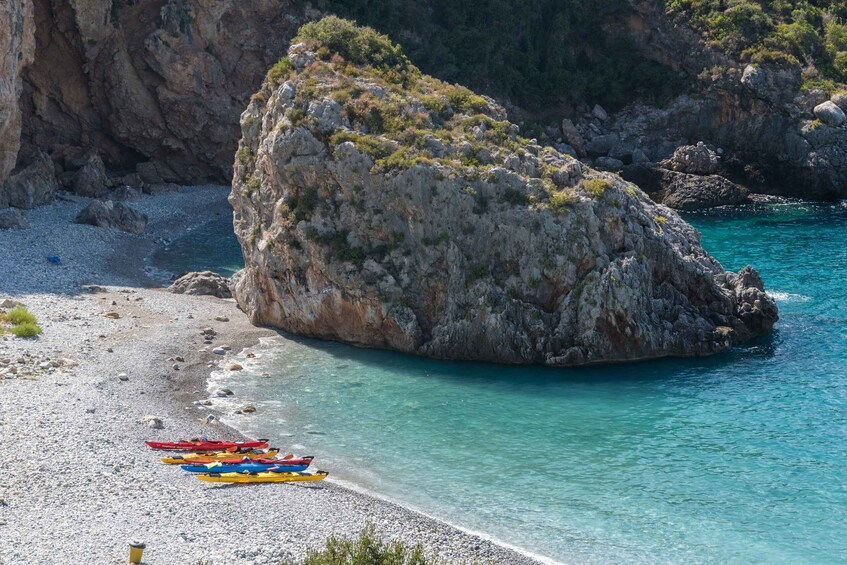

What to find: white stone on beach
left=142, top=415, right=164, bottom=429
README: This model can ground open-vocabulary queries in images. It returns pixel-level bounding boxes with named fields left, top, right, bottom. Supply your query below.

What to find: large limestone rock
left=662, top=173, right=749, bottom=211
left=0, top=0, right=35, bottom=194
left=72, top=155, right=109, bottom=197
left=813, top=101, right=846, bottom=127
left=661, top=142, right=720, bottom=175
left=169, top=271, right=232, bottom=298
left=4, top=151, right=57, bottom=209
left=75, top=200, right=148, bottom=233
left=622, top=164, right=748, bottom=211
left=229, top=21, right=777, bottom=366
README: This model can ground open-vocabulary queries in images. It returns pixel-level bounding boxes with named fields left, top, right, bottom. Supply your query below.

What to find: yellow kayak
left=197, top=470, right=329, bottom=484
left=160, top=448, right=282, bottom=465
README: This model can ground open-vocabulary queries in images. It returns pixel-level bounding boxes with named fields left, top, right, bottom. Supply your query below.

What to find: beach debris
left=215, top=316, right=229, bottom=322
left=46, top=256, right=61, bottom=264
left=142, top=415, right=164, bottom=429
left=228, top=363, right=243, bottom=371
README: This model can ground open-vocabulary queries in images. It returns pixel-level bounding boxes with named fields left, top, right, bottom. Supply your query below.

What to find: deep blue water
left=206, top=201, right=847, bottom=564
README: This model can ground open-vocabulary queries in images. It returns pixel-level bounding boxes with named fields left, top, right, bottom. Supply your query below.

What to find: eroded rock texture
left=0, top=0, right=35, bottom=200
left=19, top=0, right=302, bottom=184
left=230, top=29, right=777, bottom=366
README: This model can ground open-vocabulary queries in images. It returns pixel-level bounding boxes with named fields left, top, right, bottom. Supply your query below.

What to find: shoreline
left=0, top=186, right=544, bottom=564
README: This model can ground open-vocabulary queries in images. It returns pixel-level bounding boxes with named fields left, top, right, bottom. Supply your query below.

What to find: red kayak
left=145, top=439, right=269, bottom=451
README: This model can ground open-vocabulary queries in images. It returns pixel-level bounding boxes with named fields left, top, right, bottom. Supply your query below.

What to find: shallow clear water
left=211, top=201, right=847, bottom=564
left=150, top=214, right=243, bottom=279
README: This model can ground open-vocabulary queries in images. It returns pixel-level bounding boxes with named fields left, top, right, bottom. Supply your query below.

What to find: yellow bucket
left=129, top=541, right=145, bottom=564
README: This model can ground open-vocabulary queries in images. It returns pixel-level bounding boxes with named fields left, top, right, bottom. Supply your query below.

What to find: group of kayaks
left=145, top=438, right=328, bottom=484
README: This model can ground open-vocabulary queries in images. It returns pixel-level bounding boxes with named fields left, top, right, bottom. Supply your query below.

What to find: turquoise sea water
left=205, top=201, right=847, bottom=564
left=150, top=216, right=244, bottom=279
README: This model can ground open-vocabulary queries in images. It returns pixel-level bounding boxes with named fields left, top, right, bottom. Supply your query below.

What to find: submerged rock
left=229, top=19, right=777, bottom=367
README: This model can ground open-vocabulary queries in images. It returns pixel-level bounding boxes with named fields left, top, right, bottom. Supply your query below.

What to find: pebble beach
left=0, top=187, right=543, bottom=565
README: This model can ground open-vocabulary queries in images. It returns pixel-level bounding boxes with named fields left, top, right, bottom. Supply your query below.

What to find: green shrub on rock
left=295, top=16, right=419, bottom=85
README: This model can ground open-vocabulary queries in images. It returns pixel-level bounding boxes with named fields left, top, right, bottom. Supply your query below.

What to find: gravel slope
left=0, top=187, right=545, bottom=565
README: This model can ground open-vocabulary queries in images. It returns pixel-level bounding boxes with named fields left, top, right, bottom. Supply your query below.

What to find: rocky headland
left=229, top=19, right=778, bottom=366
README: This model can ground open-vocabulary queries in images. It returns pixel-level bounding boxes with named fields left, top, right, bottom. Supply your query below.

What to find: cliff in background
left=0, top=0, right=35, bottom=206
left=1, top=0, right=846, bottom=204
left=230, top=20, right=778, bottom=366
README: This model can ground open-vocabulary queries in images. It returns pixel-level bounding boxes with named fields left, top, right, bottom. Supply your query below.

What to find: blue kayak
left=181, top=462, right=310, bottom=473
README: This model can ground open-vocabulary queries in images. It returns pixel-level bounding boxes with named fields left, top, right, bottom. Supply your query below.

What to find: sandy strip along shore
left=0, top=186, right=545, bottom=565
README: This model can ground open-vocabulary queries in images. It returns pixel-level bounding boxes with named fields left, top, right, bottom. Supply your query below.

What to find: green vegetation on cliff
left=668, top=0, right=847, bottom=89
left=312, top=0, right=684, bottom=111
left=258, top=17, right=611, bottom=211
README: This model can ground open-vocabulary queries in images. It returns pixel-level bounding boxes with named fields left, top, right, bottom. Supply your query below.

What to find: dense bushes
left=313, top=0, right=684, bottom=111
left=295, top=16, right=419, bottom=85
left=0, top=305, right=42, bottom=338
left=668, top=0, right=847, bottom=86
left=281, top=525, right=438, bottom=565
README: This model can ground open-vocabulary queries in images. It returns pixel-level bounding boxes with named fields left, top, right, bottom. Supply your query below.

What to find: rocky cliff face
left=3, top=0, right=846, bottom=203
left=229, top=22, right=778, bottom=366
left=17, top=0, right=302, bottom=185
left=0, top=0, right=35, bottom=203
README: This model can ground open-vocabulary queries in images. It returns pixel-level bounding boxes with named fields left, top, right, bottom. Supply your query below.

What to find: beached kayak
left=160, top=448, right=281, bottom=464
left=182, top=456, right=312, bottom=467
left=145, top=439, right=269, bottom=451
left=197, top=470, right=329, bottom=484
left=181, top=462, right=310, bottom=473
